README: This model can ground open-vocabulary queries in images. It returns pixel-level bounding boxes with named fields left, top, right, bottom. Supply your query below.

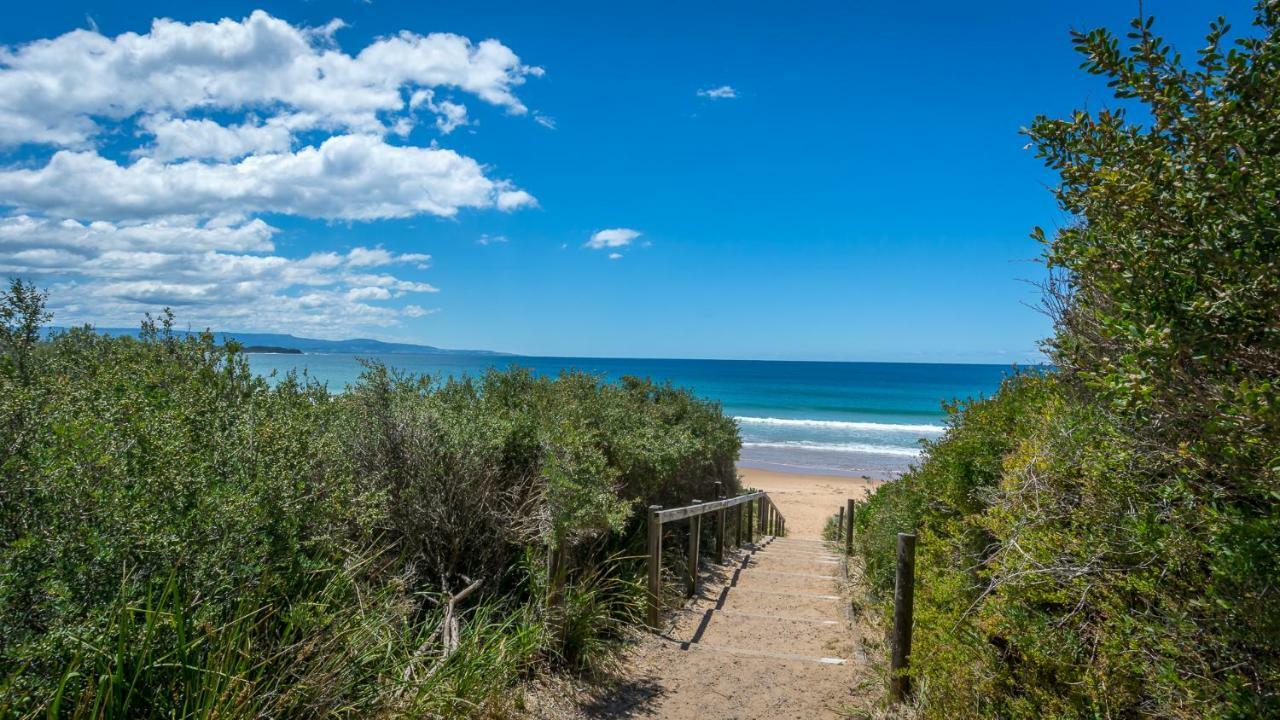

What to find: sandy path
left=544, top=468, right=883, bottom=719
left=738, top=468, right=880, bottom=539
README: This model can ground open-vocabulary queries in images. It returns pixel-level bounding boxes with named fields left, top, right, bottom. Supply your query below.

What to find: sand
left=533, top=467, right=886, bottom=719
left=736, top=467, right=881, bottom=538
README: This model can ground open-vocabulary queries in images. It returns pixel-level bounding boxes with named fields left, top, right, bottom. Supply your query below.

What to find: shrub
left=0, top=281, right=741, bottom=717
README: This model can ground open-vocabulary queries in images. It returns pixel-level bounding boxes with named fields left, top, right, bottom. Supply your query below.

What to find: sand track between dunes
left=538, top=468, right=883, bottom=719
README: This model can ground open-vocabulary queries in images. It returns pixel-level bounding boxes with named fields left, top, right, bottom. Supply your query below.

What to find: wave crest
left=734, top=416, right=944, bottom=434
left=742, top=440, right=922, bottom=457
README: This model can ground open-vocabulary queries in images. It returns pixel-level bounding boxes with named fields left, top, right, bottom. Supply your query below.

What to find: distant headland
left=47, top=326, right=512, bottom=357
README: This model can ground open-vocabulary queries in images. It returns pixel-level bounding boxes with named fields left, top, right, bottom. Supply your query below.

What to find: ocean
left=245, top=353, right=1015, bottom=479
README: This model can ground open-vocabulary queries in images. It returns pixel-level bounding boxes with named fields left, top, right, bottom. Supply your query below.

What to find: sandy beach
left=737, top=466, right=882, bottom=538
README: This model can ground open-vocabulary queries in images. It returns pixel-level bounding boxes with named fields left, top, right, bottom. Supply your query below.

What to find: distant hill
left=242, top=345, right=304, bottom=354
left=46, top=327, right=512, bottom=356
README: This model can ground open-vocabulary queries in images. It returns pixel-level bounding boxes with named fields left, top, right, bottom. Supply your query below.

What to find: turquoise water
left=246, top=353, right=1017, bottom=478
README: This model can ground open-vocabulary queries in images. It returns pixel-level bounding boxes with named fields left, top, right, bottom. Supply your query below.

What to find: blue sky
left=0, top=1, right=1254, bottom=362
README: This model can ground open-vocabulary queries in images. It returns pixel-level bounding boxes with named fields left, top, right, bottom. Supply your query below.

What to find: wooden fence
left=645, top=484, right=787, bottom=628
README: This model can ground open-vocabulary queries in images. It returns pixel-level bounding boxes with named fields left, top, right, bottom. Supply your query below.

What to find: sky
left=0, top=0, right=1256, bottom=362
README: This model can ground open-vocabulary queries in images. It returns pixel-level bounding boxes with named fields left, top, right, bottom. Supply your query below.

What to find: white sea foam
left=734, top=416, right=945, bottom=434
left=742, top=440, right=922, bottom=457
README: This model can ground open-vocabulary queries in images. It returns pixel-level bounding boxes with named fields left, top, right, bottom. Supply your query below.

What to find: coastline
left=736, top=465, right=882, bottom=538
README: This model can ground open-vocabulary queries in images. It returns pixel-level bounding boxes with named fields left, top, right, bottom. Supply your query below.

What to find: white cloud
left=402, top=304, right=437, bottom=318
left=533, top=112, right=556, bottom=129
left=586, top=228, right=641, bottom=249
left=0, top=11, right=543, bottom=337
left=0, top=214, right=277, bottom=254
left=697, top=85, right=737, bottom=99
left=409, top=89, right=469, bottom=134
left=136, top=115, right=294, bottom=161
left=345, top=246, right=431, bottom=269
left=608, top=252, right=622, bottom=260
left=477, top=233, right=508, bottom=245
left=0, top=10, right=543, bottom=149
left=0, top=214, right=440, bottom=336
left=0, top=134, right=534, bottom=221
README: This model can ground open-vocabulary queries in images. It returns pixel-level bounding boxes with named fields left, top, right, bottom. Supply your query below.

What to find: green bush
left=853, top=4, right=1280, bottom=717
left=0, top=282, right=741, bottom=717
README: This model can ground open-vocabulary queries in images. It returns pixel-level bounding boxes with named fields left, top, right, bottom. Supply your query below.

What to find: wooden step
left=693, top=614, right=853, bottom=658
left=732, top=569, right=840, bottom=595
left=746, top=554, right=843, bottom=574
left=717, top=586, right=844, bottom=620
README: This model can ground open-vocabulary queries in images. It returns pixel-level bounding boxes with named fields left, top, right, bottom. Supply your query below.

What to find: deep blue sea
left=246, top=353, right=1016, bottom=479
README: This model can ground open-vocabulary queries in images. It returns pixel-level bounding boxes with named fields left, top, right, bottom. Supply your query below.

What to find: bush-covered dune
left=853, top=5, right=1280, bottom=718
left=0, top=286, right=741, bottom=718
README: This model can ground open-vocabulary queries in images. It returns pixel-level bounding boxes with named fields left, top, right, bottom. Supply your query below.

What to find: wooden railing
left=645, top=483, right=787, bottom=628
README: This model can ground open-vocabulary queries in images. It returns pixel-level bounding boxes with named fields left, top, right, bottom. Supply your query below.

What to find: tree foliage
left=854, top=4, right=1280, bottom=717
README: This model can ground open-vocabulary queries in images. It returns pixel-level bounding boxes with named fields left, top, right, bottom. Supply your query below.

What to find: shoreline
left=736, top=465, right=882, bottom=538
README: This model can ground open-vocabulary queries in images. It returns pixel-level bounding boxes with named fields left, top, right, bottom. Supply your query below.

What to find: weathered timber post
left=890, top=532, right=917, bottom=702
left=734, top=502, right=742, bottom=547
left=546, top=536, right=568, bottom=640
left=646, top=505, right=663, bottom=628
left=758, top=497, right=767, bottom=535
left=686, top=501, right=703, bottom=596
left=715, top=482, right=727, bottom=564
left=745, top=498, right=754, bottom=545
left=844, top=498, right=855, bottom=556
left=837, top=505, right=845, bottom=541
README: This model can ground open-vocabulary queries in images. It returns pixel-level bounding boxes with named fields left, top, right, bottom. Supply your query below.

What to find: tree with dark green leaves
left=853, top=4, right=1279, bottom=717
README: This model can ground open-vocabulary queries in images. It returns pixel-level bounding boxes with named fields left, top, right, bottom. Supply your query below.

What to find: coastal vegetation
left=853, top=4, right=1279, bottom=717
left=0, top=286, right=740, bottom=717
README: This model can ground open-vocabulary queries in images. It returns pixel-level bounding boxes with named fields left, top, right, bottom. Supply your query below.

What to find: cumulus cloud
left=585, top=228, right=641, bottom=249
left=0, top=10, right=542, bottom=149
left=0, top=11, right=542, bottom=336
left=0, top=134, right=534, bottom=221
left=608, top=252, right=622, bottom=260
left=402, top=304, right=437, bottom=318
left=0, top=214, right=439, bottom=335
left=137, top=115, right=295, bottom=161
left=697, top=85, right=738, bottom=99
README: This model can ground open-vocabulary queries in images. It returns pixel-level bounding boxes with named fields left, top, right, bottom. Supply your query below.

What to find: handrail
left=654, top=490, right=765, bottom=523
left=645, top=483, right=787, bottom=628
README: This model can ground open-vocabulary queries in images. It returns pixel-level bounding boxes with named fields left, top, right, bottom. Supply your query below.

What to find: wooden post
left=745, top=498, right=754, bottom=544
left=546, top=537, right=569, bottom=643
left=844, top=498, right=855, bottom=556
left=715, top=483, right=727, bottom=564
left=686, top=501, right=702, bottom=596
left=646, top=505, right=662, bottom=629
left=734, top=502, right=742, bottom=547
left=890, top=532, right=917, bottom=702
left=837, top=505, right=845, bottom=541
left=758, top=497, right=767, bottom=535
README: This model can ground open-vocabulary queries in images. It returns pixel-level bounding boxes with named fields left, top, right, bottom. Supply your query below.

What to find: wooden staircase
left=639, top=534, right=867, bottom=718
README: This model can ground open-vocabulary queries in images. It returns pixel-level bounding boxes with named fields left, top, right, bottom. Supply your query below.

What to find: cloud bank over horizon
left=0, top=10, right=540, bottom=337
